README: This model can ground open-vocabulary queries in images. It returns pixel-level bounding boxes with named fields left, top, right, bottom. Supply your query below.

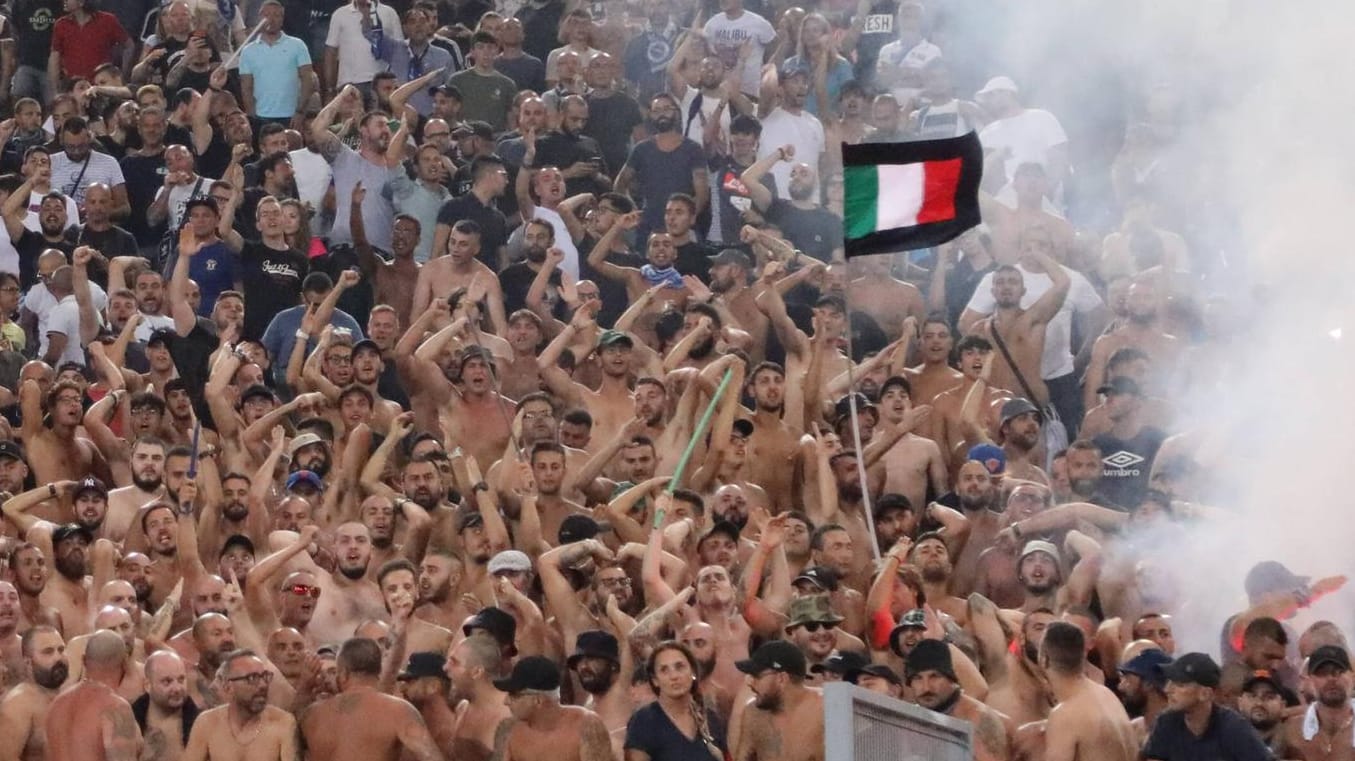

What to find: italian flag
left=842, top=132, right=983, bottom=257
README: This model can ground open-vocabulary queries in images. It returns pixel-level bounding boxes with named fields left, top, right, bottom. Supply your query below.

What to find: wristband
left=48, top=484, right=56, bottom=498
left=472, top=481, right=490, bottom=493
left=295, top=329, right=309, bottom=340
left=1011, top=521, right=1023, bottom=541
left=178, top=501, right=195, bottom=516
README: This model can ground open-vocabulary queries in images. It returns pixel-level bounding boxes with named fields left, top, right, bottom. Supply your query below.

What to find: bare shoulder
left=263, top=705, right=298, bottom=729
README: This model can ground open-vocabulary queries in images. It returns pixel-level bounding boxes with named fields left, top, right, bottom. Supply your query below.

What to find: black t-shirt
left=194, top=129, right=244, bottom=180
left=13, top=0, right=62, bottom=68
left=120, top=150, right=169, bottom=247
left=168, top=320, right=220, bottom=425
left=72, top=225, right=137, bottom=288
left=535, top=130, right=608, bottom=198
left=855, top=0, right=904, bottom=87
left=708, top=153, right=775, bottom=246
left=95, top=134, right=141, bottom=163
left=239, top=242, right=308, bottom=340
left=436, top=192, right=508, bottom=269
left=498, top=261, right=556, bottom=319
left=674, top=238, right=714, bottom=283
left=494, top=54, right=546, bottom=95
left=14, top=228, right=76, bottom=290
left=144, top=37, right=193, bottom=86
left=515, top=0, right=565, bottom=62
left=623, top=701, right=727, bottom=761
left=165, top=123, right=194, bottom=152
left=583, top=91, right=644, bottom=182
left=1142, top=704, right=1274, bottom=761
left=623, top=137, right=706, bottom=241
left=1092, top=425, right=1167, bottom=510
left=765, top=199, right=841, bottom=262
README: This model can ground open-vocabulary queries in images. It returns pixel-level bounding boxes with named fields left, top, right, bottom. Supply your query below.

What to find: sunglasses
left=287, top=584, right=321, bottom=598
left=799, top=621, right=837, bottom=633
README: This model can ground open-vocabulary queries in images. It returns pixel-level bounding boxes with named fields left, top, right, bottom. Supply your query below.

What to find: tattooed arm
left=579, top=714, right=613, bottom=761
left=397, top=703, right=446, bottom=761
left=103, top=702, right=144, bottom=761
left=973, top=707, right=1012, bottom=761
left=488, top=718, right=515, bottom=761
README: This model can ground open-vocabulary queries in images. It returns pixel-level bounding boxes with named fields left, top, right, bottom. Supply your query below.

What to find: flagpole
left=839, top=256, right=883, bottom=563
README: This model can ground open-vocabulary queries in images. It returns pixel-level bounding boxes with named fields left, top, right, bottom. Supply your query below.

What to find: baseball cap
left=735, top=640, right=807, bottom=677
left=811, top=650, right=868, bottom=675
left=833, top=392, right=877, bottom=422
left=1244, top=561, right=1309, bottom=600
left=431, top=84, right=462, bottom=100
left=1000, top=397, right=1042, bottom=426
left=352, top=338, right=381, bottom=356
left=976, top=75, right=1019, bottom=97
left=558, top=514, right=601, bottom=545
left=453, top=120, right=495, bottom=140
left=1019, top=539, right=1061, bottom=566
left=1096, top=376, right=1143, bottom=397
left=596, top=330, right=633, bottom=350
left=731, top=418, right=754, bottom=438
left=284, top=470, right=324, bottom=492
left=793, top=566, right=840, bottom=592
left=779, top=61, right=811, bottom=80
left=1308, top=645, right=1352, bottom=674
left=457, top=511, right=485, bottom=532
left=846, top=663, right=901, bottom=686
left=397, top=652, right=449, bottom=680
left=1161, top=652, right=1221, bottom=687
left=1241, top=669, right=1300, bottom=706
left=147, top=328, right=176, bottom=348
left=492, top=655, right=560, bottom=693
left=74, top=476, right=107, bottom=499
left=966, top=443, right=1006, bottom=475
left=709, top=248, right=752, bottom=268
left=463, top=606, right=517, bottom=650
left=52, top=523, right=94, bottom=546
left=220, top=534, right=256, bottom=557
left=488, top=550, right=533, bottom=575
left=0, top=440, right=25, bottom=461
left=288, top=432, right=326, bottom=457
left=1118, top=649, right=1172, bottom=688
left=239, top=384, right=276, bottom=405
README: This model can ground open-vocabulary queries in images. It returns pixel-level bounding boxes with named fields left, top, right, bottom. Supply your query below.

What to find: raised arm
left=739, top=145, right=788, bottom=212
left=1023, top=249, right=1071, bottom=327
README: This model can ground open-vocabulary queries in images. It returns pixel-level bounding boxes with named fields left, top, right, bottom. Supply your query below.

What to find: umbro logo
left=1103, top=451, right=1144, bottom=469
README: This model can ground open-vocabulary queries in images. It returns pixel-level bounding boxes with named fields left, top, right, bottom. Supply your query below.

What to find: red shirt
left=50, top=11, right=129, bottom=81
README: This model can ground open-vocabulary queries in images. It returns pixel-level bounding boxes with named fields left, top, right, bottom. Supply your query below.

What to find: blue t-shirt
left=624, top=701, right=727, bottom=761
left=259, top=304, right=365, bottom=389
left=187, top=241, right=237, bottom=316
left=239, top=34, right=312, bottom=119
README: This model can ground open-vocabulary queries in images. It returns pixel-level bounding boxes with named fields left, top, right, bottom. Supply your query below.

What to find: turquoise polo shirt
left=239, top=33, right=312, bottom=119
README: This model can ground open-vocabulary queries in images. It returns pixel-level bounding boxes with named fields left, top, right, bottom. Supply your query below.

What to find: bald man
left=168, top=575, right=230, bottom=666
left=46, top=629, right=143, bottom=761
left=135, top=650, right=200, bottom=761
left=65, top=605, right=146, bottom=701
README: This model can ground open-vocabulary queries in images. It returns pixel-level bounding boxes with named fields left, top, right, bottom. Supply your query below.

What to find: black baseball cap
left=398, top=652, right=449, bottom=680
left=793, top=566, right=840, bottom=592
left=846, top=663, right=901, bottom=686
left=1161, top=652, right=1221, bottom=687
left=452, top=120, right=494, bottom=140
left=735, top=640, right=807, bottom=677
left=492, top=655, right=560, bottom=693
left=1308, top=645, right=1352, bottom=674
left=52, top=523, right=94, bottom=546
left=558, top=514, right=601, bottom=545
left=810, top=650, right=867, bottom=675
left=220, top=534, right=256, bottom=557
left=708, top=248, right=752, bottom=269
left=1240, top=669, right=1300, bottom=706
left=699, top=520, right=741, bottom=547
left=147, top=328, right=176, bottom=348
left=0, top=440, right=25, bottom=461
left=463, top=606, right=516, bottom=650
left=74, top=476, right=107, bottom=499
left=239, top=384, right=277, bottom=404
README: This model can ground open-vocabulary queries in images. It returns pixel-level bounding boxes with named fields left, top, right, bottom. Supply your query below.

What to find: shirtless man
left=538, top=324, right=644, bottom=453
left=905, top=639, right=1010, bottom=761
left=907, top=318, right=966, bottom=406
left=0, top=625, right=68, bottom=761
left=167, top=575, right=229, bottom=665
left=1041, top=621, right=1138, bottom=761
left=440, top=348, right=516, bottom=473
left=183, top=649, right=298, bottom=761
left=1082, top=279, right=1179, bottom=413
left=410, top=219, right=508, bottom=334
left=875, top=376, right=948, bottom=513
left=136, top=650, right=197, bottom=761
left=376, top=559, right=453, bottom=654
left=490, top=656, right=611, bottom=761
left=65, top=605, right=145, bottom=701
left=848, top=255, right=925, bottom=342
left=982, top=163, right=1076, bottom=262
left=734, top=641, right=826, bottom=761
left=930, top=337, right=1008, bottom=464
left=106, top=437, right=168, bottom=544
left=997, top=398, right=1050, bottom=485
left=567, top=630, right=634, bottom=743
left=949, top=454, right=1006, bottom=598
left=8, top=543, right=64, bottom=634
left=395, top=652, right=459, bottom=759
left=18, top=378, right=108, bottom=487
left=971, top=593, right=1055, bottom=726
left=969, top=242, right=1069, bottom=407
left=910, top=533, right=969, bottom=625
left=443, top=634, right=512, bottom=761
left=415, top=549, right=475, bottom=633
left=301, top=638, right=444, bottom=761
left=708, top=248, right=770, bottom=364
left=39, top=524, right=94, bottom=638
left=743, top=362, right=802, bottom=511
left=45, top=630, right=143, bottom=761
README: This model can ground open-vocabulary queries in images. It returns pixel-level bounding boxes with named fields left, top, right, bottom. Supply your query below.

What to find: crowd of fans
left=0, top=0, right=1339, bottom=759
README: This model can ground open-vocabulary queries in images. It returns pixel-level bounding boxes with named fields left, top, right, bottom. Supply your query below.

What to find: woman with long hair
left=624, top=641, right=727, bottom=761
left=280, top=199, right=327, bottom=258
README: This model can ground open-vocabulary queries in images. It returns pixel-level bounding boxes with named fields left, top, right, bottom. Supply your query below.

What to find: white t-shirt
left=702, top=10, right=776, bottom=97
left=963, top=263, right=1103, bottom=380
left=155, top=175, right=216, bottom=230
left=42, top=295, right=98, bottom=365
left=25, top=282, right=108, bottom=346
left=679, top=86, right=729, bottom=146
left=50, top=151, right=126, bottom=207
left=135, top=313, right=177, bottom=343
left=325, top=1, right=404, bottom=86
left=978, top=108, right=1068, bottom=182
left=289, top=148, right=333, bottom=235
left=531, top=205, right=579, bottom=279
left=24, top=190, right=81, bottom=232
left=756, top=107, right=825, bottom=203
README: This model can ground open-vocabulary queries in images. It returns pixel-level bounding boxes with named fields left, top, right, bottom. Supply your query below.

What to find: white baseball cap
left=976, top=75, right=1019, bottom=97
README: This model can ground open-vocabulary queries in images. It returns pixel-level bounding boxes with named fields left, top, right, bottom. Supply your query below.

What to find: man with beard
left=947, top=454, right=1006, bottom=597
left=107, top=436, right=168, bottom=544
left=20, top=378, right=106, bottom=486
left=540, top=536, right=637, bottom=653
left=615, top=92, right=708, bottom=244
left=45, top=629, right=143, bottom=761
left=997, top=398, right=1050, bottom=485
left=1063, top=439, right=1115, bottom=507
left=4, top=177, right=77, bottom=293
left=301, top=638, right=443, bottom=761
left=679, top=621, right=726, bottom=705
left=378, top=559, right=453, bottom=654
left=1117, top=648, right=1172, bottom=746
left=352, top=185, right=422, bottom=324
left=415, top=549, right=477, bottom=633
left=395, top=652, right=458, bottom=759
left=292, top=522, right=388, bottom=645
left=735, top=640, right=826, bottom=761
left=929, top=335, right=1007, bottom=463
left=706, top=248, right=769, bottom=362
left=130, top=499, right=208, bottom=627
left=135, top=650, right=201, bottom=761
left=904, top=639, right=1011, bottom=761
left=0, top=625, right=68, bottom=761
left=533, top=95, right=610, bottom=199
left=1144, top=652, right=1271, bottom=761
left=568, top=630, right=634, bottom=741
left=167, top=575, right=230, bottom=666
left=0, top=582, right=23, bottom=689
left=540, top=327, right=650, bottom=455
left=1090, top=377, right=1167, bottom=509
left=200, top=473, right=266, bottom=562
left=38, top=523, right=95, bottom=638
left=1238, top=670, right=1295, bottom=759
left=743, top=145, right=842, bottom=263
left=311, top=88, right=401, bottom=252
left=490, top=656, right=612, bottom=761
left=969, top=591, right=1054, bottom=726
left=1041, top=621, right=1138, bottom=761
left=182, top=612, right=237, bottom=709
left=1084, top=279, right=1181, bottom=413
left=523, top=442, right=590, bottom=546
left=184, top=649, right=298, bottom=761
left=360, top=494, right=433, bottom=583
left=8, top=543, right=63, bottom=634
left=443, top=633, right=511, bottom=761
left=784, top=594, right=857, bottom=677
left=910, top=533, right=969, bottom=625
left=743, top=362, right=802, bottom=512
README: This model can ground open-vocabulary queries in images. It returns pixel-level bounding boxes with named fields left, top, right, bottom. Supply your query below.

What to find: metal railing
left=823, top=682, right=973, bottom=761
